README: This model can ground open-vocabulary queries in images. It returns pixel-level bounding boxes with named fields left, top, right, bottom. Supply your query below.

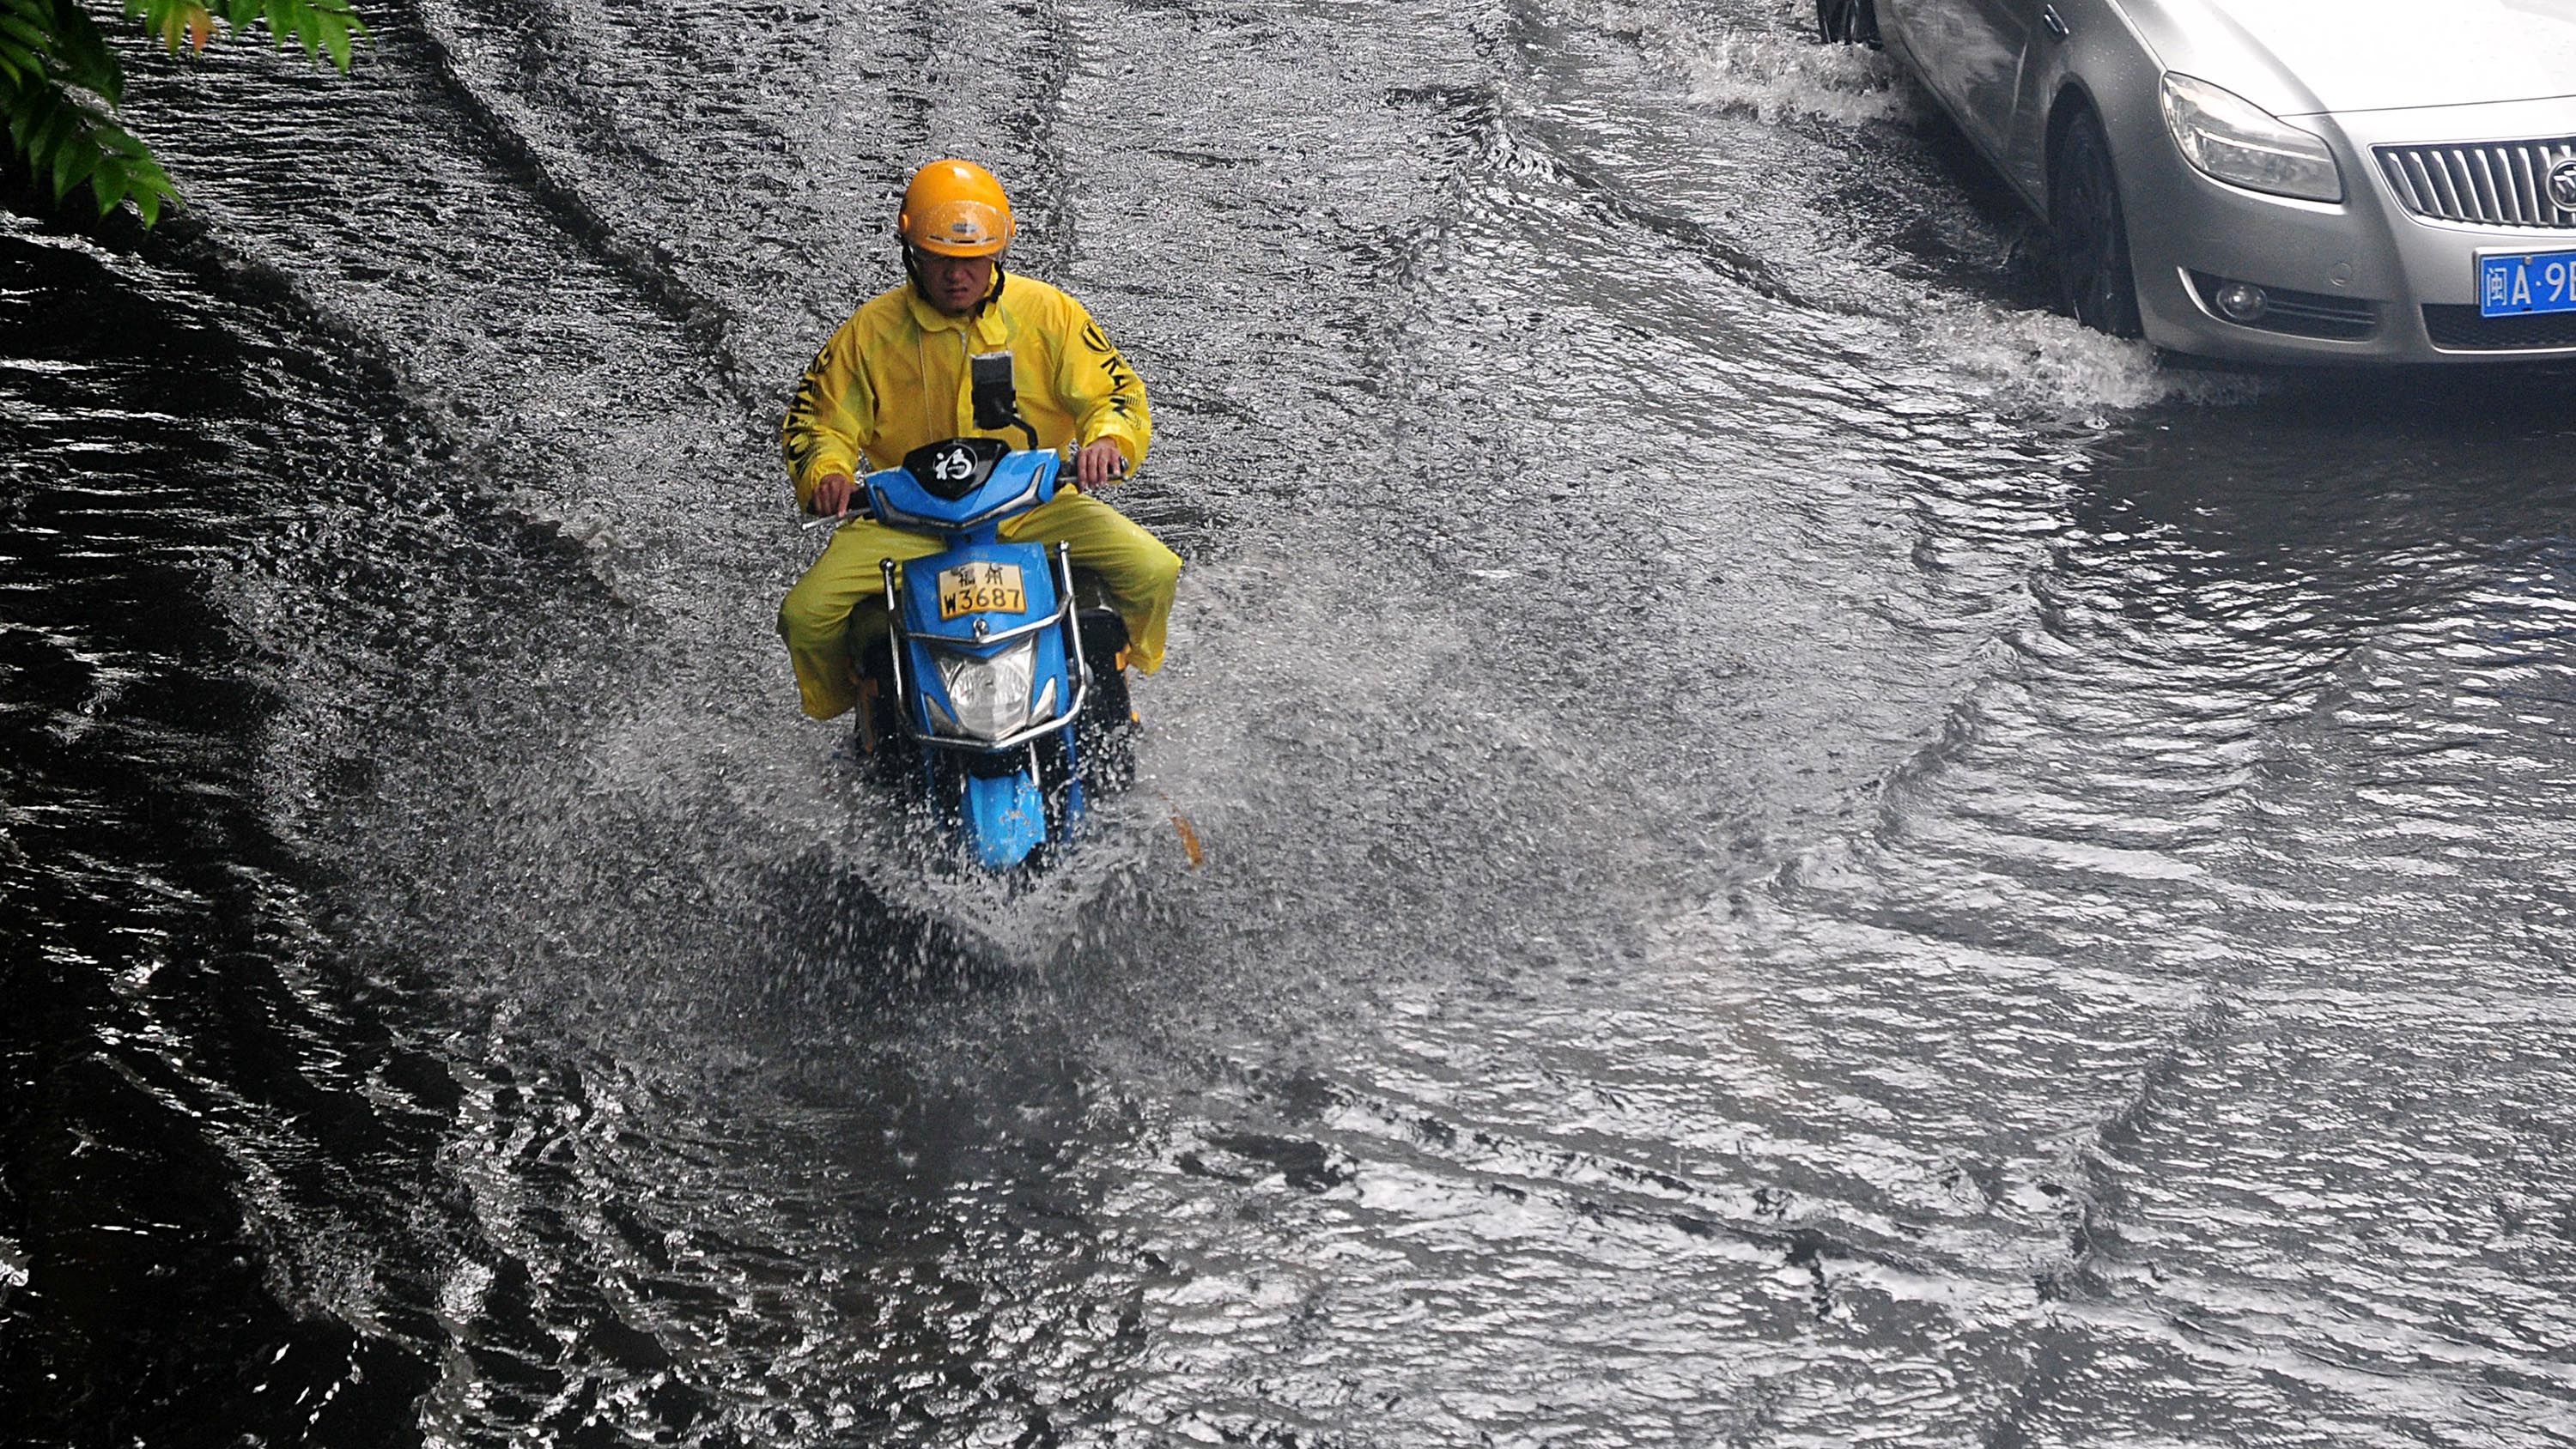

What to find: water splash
left=1905, top=300, right=2275, bottom=418
left=1606, top=0, right=1911, bottom=125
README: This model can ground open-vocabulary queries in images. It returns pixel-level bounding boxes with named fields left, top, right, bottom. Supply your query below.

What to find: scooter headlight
left=2160, top=73, right=2342, bottom=203
left=932, top=639, right=1037, bottom=741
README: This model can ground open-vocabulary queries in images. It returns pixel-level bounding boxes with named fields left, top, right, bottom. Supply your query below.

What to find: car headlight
left=932, top=639, right=1037, bottom=741
left=2159, top=73, right=2342, bottom=203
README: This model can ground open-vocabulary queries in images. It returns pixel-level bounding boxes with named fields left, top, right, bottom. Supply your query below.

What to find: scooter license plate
left=937, top=561, right=1026, bottom=620
left=2479, top=249, right=2576, bottom=318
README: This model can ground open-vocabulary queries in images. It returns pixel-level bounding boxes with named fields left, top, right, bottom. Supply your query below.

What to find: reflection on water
left=6, top=0, right=2575, bottom=1441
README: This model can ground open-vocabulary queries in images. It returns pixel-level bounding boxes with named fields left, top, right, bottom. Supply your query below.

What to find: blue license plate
left=2480, top=250, right=2576, bottom=318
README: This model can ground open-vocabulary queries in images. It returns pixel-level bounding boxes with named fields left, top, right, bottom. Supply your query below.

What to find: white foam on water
left=1607, top=0, right=1911, bottom=125
left=1902, top=300, right=2274, bottom=419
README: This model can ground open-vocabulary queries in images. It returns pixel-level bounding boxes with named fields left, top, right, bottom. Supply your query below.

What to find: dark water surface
left=6, top=0, right=2575, bottom=1442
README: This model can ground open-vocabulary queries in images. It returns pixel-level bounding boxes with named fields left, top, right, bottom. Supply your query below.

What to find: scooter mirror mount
left=969, top=350, right=1042, bottom=453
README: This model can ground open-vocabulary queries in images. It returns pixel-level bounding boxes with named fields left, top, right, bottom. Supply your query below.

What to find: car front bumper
left=2105, top=92, right=2576, bottom=364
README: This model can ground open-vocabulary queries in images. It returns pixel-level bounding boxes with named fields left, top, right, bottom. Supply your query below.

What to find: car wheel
left=1815, top=0, right=1879, bottom=45
left=2050, top=109, right=2142, bottom=336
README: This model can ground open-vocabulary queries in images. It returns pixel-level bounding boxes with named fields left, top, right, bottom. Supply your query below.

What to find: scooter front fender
left=959, top=768, right=1046, bottom=870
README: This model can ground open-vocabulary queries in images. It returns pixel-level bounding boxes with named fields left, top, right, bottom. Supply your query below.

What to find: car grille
left=2375, top=140, right=2576, bottom=227
left=2421, top=305, right=2576, bottom=351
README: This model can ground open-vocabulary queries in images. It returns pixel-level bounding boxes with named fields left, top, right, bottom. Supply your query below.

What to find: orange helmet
left=897, top=159, right=1015, bottom=258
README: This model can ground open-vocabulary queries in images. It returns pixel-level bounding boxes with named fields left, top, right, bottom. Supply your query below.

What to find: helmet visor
left=906, top=198, right=1012, bottom=257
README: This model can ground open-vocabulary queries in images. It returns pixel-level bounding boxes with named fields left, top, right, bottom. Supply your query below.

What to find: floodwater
left=5, top=0, right=2575, bottom=1441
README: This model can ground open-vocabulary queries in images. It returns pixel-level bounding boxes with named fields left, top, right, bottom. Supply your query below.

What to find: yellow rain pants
left=778, top=267, right=1177, bottom=719
left=778, top=492, right=1181, bottom=720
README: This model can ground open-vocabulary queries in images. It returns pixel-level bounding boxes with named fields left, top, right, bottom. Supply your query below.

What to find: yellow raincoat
left=778, top=269, right=1179, bottom=720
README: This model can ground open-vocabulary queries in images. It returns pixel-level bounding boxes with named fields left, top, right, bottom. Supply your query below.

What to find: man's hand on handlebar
left=809, top=471, right=856, bottom=516
left=1076, top=440, right=1128, bottom=489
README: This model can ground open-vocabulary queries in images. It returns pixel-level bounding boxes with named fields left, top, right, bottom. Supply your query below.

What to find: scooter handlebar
left=799, top=498, right=876, bottom=530
left=799, top=475, right=880, bottom=528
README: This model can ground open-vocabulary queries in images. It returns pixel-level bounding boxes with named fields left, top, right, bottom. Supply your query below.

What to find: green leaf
left=29, top=98, right=71, bottom=161
left=3, top=0, right=52, bottom=39
left=142, top=0, right=184, bottom=49
left=11, top=76, right=69, bottom=147
left=90, top=118, right=144, bottom=157
left=0, top=13, right=50, bottom=51
left=89, top=158, right=128, bottom=214
left=46, top=0, right=124, bottom=104
left=128, top=155, right=174, bottom=221
left=49, top=128, right=95, bottom=197
left=1, top=0, right=333, bottom=230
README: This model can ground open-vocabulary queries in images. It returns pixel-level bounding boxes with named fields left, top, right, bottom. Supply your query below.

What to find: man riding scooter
left=778, top=158, right=1181, bottom=739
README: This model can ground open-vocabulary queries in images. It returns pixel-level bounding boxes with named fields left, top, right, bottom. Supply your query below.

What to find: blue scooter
left=822, top=355, right=1134, bottom=870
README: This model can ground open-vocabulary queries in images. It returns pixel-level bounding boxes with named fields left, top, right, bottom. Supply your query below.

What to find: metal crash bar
left=879, top=544, right=1092, bottom=755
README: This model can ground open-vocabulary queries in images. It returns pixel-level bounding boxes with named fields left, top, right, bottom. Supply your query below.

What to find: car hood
left=2127, top=0, right=2576, bottom=116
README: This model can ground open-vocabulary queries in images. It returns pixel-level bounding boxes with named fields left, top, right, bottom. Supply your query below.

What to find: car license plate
left=936, top=561, right=1025, bottom=621
left=2480, top=250, right=2576, bottom=318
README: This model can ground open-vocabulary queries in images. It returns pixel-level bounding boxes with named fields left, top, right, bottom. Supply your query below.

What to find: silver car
left=1820, top=0, right=2576, bottom=363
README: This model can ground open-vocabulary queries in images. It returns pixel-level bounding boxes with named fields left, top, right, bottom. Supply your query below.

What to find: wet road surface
left=5, top=0, right=2576, bottom=1442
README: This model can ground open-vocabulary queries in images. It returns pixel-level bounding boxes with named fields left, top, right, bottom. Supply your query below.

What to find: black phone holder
left=969, top=351, right=1042, bottom=453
